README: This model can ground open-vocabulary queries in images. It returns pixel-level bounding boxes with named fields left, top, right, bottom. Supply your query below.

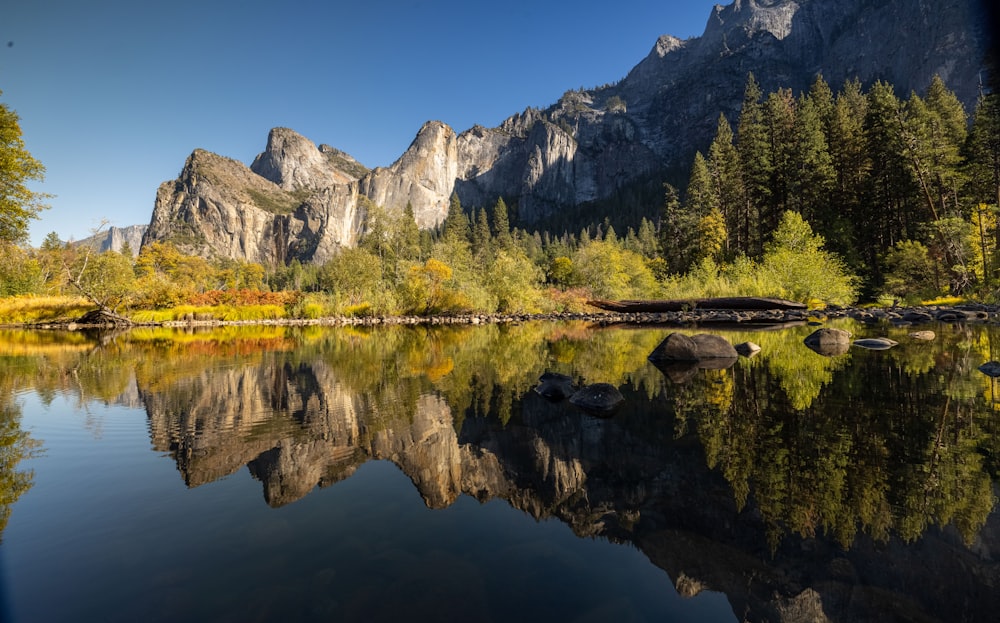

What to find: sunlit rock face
left=142, top=0, right=987, bottom=261
left=360, top=121, right=460, bottom=230
left=142, top=146, right=365, bottom=265
left=74, top=224, right=147, bottom=256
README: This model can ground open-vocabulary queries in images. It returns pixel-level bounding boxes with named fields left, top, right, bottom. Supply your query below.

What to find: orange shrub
left=185, top=289, right=301, bottom=307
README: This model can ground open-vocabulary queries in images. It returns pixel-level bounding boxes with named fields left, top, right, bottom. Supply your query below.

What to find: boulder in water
left=803, top=328, right=851, bottom=356
left=648, top=332, right=737, bottom=363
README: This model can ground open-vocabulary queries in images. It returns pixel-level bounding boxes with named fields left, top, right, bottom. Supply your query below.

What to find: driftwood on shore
left=586, top=297, right=807, bottom=313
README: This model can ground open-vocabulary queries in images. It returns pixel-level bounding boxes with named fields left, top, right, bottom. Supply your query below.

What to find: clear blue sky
left=3, top=0, right=721, bottom=246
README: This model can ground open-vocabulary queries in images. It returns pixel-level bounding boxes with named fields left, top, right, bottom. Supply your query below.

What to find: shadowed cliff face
left=142, top=0, right=989, bottom=262
left=95, top=321, right=999, bottom=623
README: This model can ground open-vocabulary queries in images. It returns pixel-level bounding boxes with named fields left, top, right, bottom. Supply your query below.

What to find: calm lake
left=1, top=319, right=998, bottom=622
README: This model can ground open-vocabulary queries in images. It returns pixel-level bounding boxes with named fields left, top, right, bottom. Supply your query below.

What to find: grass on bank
left=129, top=304, right=287, bottom=323
left=0, top=296, right=94, bottom=324
left=0, top=288, right=964, bottom=327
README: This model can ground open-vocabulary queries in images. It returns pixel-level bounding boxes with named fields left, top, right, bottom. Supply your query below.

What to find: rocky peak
left=250, top=127, right=362, bottom=191
left=653, top=34, right=686, bottom=57
left=704, top=0, right=800, bottom=43
left=360, top=120, right=459, bottom=229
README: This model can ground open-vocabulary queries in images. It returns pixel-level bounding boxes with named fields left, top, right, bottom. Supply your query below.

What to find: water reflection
left=2, top=321, right=999, bottom=622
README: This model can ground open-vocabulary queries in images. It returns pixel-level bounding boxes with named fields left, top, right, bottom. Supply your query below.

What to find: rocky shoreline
left=18, top=303, right=1000, bottom=331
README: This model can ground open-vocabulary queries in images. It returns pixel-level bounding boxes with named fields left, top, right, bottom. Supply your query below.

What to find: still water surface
left=1, top=320, right=998, bottom=622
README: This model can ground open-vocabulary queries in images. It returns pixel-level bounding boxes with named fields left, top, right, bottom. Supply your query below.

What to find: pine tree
left=966, top=93, right=1000, bottom=251
left=863, top=80, right=913, bottom=272
left=443, top=192, right=470, bottom=245
left=685, top=152, right=720, bottom=217
left=736, top=73, right=771, bottom=256
left=789, top=91, right=835, bottom=226
left=398, top=202, right=422, bottom=263
left=764, top=88, right=797, bottom=233
left=636, top=217, right=659, bottom=259
left=911, top=75, right=968, bottom=217
left=472, top=207, right=492, bottom=259
left=708, top=113, right=744, bottom=254
left=826, top=79, right=869, bottom=264
left=491, top=197, right=513, bottom=251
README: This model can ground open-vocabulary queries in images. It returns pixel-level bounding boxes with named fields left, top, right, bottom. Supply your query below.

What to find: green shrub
left=344, top=302, right=374, bottom=317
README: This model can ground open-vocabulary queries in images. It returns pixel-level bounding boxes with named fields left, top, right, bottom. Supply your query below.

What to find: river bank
left=15, top=302, right=1000, bottom=331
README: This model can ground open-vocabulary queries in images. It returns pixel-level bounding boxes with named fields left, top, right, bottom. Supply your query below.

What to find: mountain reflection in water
left=1, top=320, right=999, bottom=622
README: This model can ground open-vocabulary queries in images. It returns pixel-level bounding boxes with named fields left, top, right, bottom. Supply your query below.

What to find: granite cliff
left=75, top=224, right=147, bottom=257
left=142, top=0, right=992, bottom=264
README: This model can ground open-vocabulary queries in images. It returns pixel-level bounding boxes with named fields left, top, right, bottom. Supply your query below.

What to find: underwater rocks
left=568, top=383, right=625, bottom=416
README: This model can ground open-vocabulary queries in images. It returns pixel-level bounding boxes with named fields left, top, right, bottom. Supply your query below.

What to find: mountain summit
left=143, top=0, right=992, bottom=264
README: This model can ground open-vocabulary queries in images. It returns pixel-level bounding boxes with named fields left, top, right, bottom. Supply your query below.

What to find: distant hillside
left=75, top=224, right=147, bottom=257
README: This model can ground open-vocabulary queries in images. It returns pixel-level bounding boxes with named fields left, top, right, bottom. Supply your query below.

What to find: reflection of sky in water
left=3, top=392, right=735, bottom=622
left=2, top=321, right=999, bottom=622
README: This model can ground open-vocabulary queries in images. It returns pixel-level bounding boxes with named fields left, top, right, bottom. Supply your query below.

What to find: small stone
left=853, top=337, right=898, bottom=350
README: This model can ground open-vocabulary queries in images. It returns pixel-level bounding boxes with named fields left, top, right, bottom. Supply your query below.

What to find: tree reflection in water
left=1, top=320, right=998, bottom=621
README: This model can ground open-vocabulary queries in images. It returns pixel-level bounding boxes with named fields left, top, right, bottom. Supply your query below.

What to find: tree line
left=3, top=74, right=999, bottom=316
left=666, top=73, right=1000, bottom=303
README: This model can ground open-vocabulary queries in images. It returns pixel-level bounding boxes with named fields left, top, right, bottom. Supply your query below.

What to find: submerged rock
left=534, top=372, right=576, bottom=401
left=569, top=383, right=624, bottom=416
left=902, top=311, right=934, bottom=323
left=853, top=337, right=899, bottom=350
left=908, top=330, right=936, bottom=341
left=803, top=328, right=851, bottom=356
left=936, top=308, right=989, bottom=322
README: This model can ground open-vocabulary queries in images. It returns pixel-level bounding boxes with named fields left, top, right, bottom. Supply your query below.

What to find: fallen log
left=587, top=296, right=807, bottom=312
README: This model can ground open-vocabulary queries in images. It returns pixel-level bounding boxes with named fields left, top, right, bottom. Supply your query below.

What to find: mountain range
left=142, top=0, right=995, bottom=265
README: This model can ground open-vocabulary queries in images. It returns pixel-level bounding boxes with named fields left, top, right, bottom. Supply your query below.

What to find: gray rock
left=690, top=334, right=739, bottom=360
left=534, top=372, right=576, bottom=401
left=902, top=311, right=934, bottom=323
left=648, top=333, right=699, bottom=362
left=803, top=328, right=851, bottom=356
left=853, top=337, right=899, bottom=350
left=935, top=308, right=989, bottom=322
left=569, top=383, right=624, bottom=415
left=648, top=333, right=738, bottom=364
